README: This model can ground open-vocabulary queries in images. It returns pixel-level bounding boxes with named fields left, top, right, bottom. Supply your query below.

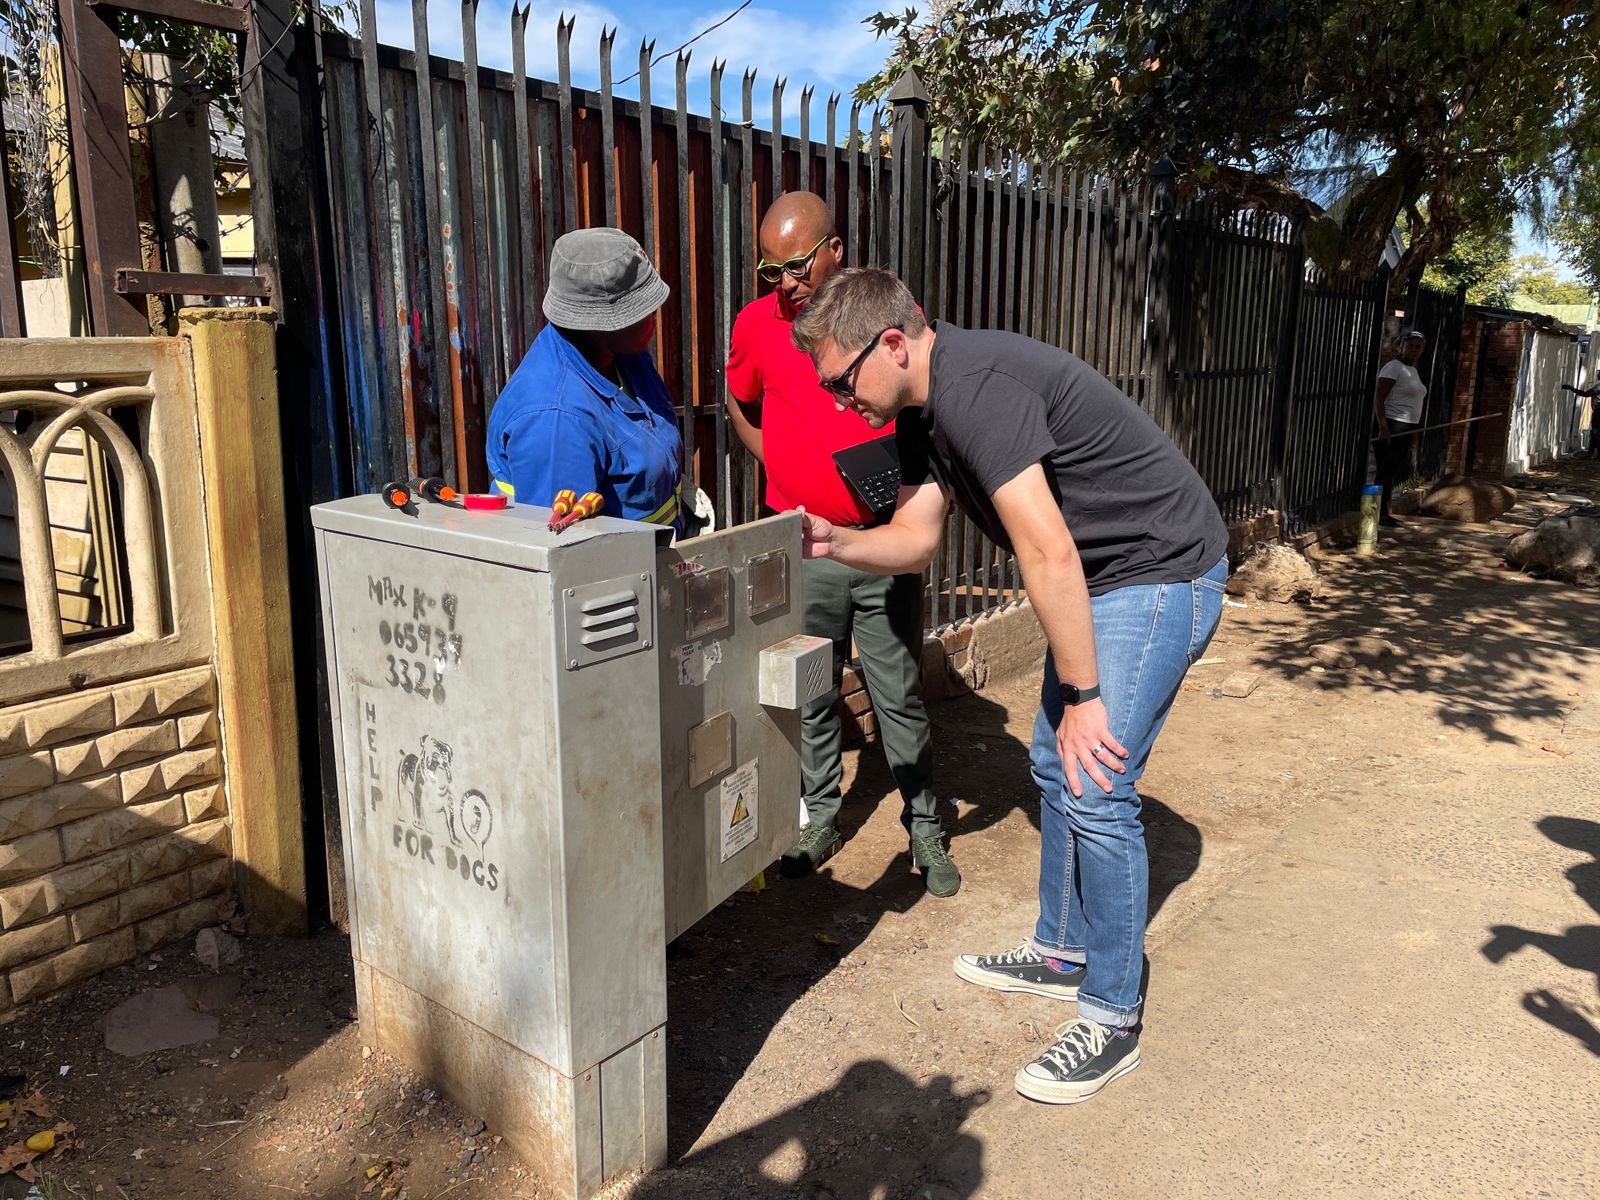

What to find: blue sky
left=369, top=0, right=894, bottom=120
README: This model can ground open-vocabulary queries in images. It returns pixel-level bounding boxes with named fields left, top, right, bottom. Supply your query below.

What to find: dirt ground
left=5, top=458, right=1599, bottom=1200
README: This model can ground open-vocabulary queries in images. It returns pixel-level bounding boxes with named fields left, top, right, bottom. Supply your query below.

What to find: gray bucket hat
left=542, top=227, right=670, bottom=332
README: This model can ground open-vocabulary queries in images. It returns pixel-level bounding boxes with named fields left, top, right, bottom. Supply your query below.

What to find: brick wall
left=0, top=665, right=232, bottom=1013
left=1445, top=319, right=1485, bottom=477
left=839, top=666, right=876, bottom=745
left=839, top=608, right=1043, bottom=745
left=1468, top=321, right=1527, bottom=477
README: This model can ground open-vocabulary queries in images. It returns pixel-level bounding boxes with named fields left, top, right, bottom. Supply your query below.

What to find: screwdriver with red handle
left=549, top=491, right=604, bottom=533
left=547, top=489, right=578, bottom=531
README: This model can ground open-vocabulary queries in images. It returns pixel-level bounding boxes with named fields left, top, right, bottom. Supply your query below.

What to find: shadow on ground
left=628, top=1061, right=991, bottom=1199
left=661, top=682, right=1203, bottom=1172
left=1482, top=814, right=1600, bottom=1057
left=1253, top=458, right=1600, bottom=744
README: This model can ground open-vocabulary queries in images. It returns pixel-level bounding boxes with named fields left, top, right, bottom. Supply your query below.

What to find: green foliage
left=1510, top=254, right=1594, bottom=306
left=863, top=1, right=1600, bottom=287
left=1551, top=177, right=1600, bottom=297
left=1420, top=219, right=1515, bottom=304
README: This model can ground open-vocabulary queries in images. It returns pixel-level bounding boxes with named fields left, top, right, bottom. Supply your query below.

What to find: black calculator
left=832, top=434, right=903, bottom=523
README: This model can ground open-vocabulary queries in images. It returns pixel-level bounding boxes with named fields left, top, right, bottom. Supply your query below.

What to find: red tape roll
left=462, top=493, right=508, bottom=511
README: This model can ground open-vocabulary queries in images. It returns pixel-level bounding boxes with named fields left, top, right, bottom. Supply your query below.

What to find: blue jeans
left=1028, top=556, right=1228, bottom=1027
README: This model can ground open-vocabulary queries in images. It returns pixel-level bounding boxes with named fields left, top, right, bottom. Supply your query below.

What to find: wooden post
left=42, top=44, right=92, bottom=336
left=54, top=0, right=150, bottom=334
left=181, top=306, right=308, bottom=936
left=144, top=53, right=226, bottom=309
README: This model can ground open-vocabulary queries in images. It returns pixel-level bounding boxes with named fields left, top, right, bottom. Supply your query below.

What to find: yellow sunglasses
left=756, top=234, right=832, bottom=284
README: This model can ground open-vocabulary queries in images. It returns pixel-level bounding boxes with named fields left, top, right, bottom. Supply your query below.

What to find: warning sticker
left=719, top=759, right=759, bottom=862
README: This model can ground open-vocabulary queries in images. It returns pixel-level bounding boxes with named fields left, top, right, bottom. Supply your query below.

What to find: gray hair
left=791, top=267, right=927, bottom=358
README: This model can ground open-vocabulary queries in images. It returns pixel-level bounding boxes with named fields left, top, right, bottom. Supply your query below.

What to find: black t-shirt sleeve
left=895, top=410, right=937, bottom=486
left=942, top=368, right=1058, bottom=495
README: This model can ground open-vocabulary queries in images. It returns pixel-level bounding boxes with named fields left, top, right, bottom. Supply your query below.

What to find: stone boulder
left=1307, top=636, right=1405, bottom=673
left=1418, top=476, right=1517, bottom=523
left=1505, top=505, right=1600, bottom=587
left=1225, top=544, right=1319, bottom=603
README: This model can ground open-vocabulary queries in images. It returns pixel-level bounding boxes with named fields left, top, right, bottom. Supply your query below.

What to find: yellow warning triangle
left=730, top=794, right=749, bottom=825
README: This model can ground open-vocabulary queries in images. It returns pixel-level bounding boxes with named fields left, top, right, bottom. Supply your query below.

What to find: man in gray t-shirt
left=896, top=323, right=1226, bottom=595
left=791, top=268, right=1227, bottom=1107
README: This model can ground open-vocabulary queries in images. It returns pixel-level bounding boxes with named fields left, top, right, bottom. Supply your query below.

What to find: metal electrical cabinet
left=656, top=519, right=817, bottom=941
left=311, top=497, right=826, bottom=1199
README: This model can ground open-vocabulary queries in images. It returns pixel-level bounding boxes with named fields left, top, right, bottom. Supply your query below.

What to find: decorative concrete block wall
left=0, top=666, right=232, bottom=1010
left=0, top=318, right=306, bottom=1017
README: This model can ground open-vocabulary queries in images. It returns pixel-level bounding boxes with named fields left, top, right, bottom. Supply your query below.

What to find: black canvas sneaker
left=1015, top=1018, right=1140, bottom=1104
left=952, top=940, right=1084, bottom=1000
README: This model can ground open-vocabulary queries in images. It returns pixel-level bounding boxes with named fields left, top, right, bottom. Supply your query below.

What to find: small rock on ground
left=1218, top=672, right=1260, bottom=698
left=195, top=927, right=243, bottom=972
left=1308, top=636, right=1405, bottom=672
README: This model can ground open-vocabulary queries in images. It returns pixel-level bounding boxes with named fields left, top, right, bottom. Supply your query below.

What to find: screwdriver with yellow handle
left=549, top=491, right=604, bottom=533
left=547, top=488, right=578, bottom=531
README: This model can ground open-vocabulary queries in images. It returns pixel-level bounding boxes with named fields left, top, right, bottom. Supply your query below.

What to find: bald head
left=759, top=191, right=843, bottom=309
left=761, top=191, right=834, bottom=246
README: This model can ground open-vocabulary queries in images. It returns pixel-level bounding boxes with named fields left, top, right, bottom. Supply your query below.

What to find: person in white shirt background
left=1373, top=330, right=1429, bottom=528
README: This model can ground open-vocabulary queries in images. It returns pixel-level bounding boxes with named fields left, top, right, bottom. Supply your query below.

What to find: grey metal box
left=312, top=498, right=668, bottom=1199
left=655, top=514, right=811, bottom=941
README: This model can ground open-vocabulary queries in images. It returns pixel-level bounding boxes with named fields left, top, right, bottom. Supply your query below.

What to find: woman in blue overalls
left=487, top=228, right=689, bottom=537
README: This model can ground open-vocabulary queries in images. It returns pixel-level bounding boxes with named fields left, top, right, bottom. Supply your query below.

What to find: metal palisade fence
left=315, top=6, right=900, bottom=538
left=19, top=2, right=1455, bottom=633
left=301, top=11, right=1430, bottom=631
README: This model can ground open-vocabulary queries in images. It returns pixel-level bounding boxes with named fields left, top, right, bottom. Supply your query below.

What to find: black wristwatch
left=1061, top=682, right=1100, bottom=706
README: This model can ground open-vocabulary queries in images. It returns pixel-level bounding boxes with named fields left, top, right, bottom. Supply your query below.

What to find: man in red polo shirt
left=725, top=191, right=958, bottom=897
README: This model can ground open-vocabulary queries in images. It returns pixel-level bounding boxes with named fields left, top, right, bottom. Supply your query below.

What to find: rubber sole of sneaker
left=951, top=954, right=1080, bottom=1001
left=1014, top=1048, right=1140, bottom=1105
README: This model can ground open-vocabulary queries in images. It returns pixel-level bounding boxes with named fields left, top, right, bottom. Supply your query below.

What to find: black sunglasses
left=820, top=326, right=901, bottom=399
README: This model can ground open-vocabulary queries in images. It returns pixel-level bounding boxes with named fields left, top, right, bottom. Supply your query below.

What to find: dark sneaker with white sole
left=1015, top=1018, right=1140, bottom=1105
left=778, top=822, right=841, bottom=878
left=952, top=941, right=1084, bottom=1001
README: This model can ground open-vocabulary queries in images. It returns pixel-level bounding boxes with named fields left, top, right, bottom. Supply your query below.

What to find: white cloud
left=669, top=2, right=887, bottom=94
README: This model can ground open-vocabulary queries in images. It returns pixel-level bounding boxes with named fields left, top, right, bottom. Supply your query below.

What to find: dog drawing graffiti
left=396, top=735, right=494, bottom=852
